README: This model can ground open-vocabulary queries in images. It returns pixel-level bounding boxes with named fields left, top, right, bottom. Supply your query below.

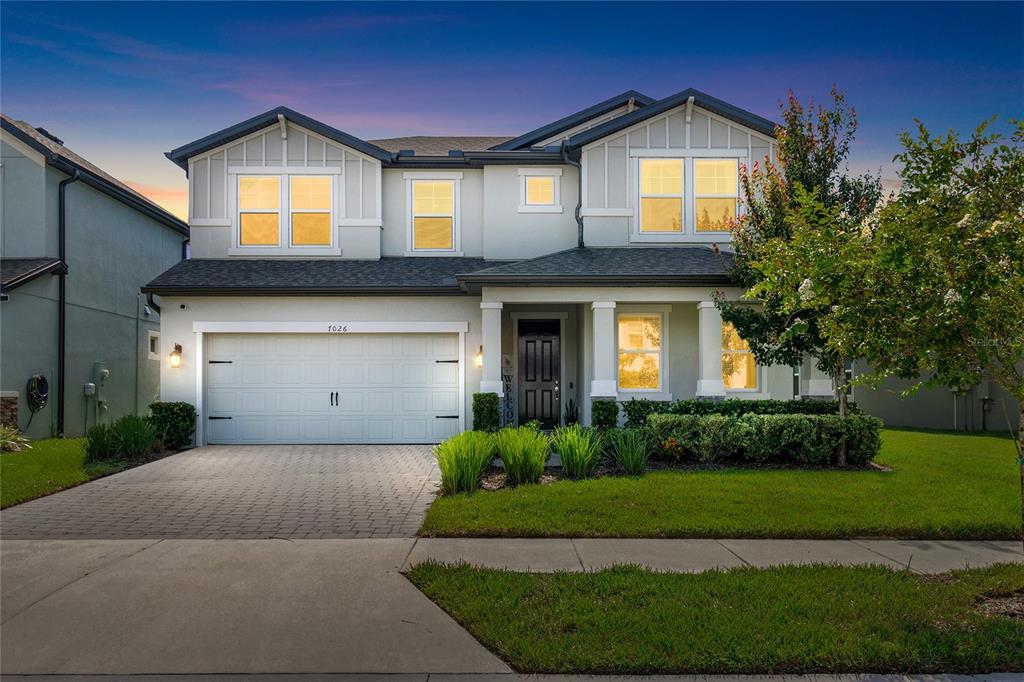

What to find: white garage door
left=205, top=333, right=461, bottom=444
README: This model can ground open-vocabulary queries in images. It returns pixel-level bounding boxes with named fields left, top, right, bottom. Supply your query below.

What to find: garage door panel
left=206, top=332, right=463, bottom=444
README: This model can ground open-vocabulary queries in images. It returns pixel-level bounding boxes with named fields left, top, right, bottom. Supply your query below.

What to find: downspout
left=561, top=142, right=584, bottom=248
left=57, top=168, right=81, bottom=436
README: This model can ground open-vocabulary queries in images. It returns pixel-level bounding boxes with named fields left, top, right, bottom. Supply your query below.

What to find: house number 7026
left=327, top=324, right=349, bottom=332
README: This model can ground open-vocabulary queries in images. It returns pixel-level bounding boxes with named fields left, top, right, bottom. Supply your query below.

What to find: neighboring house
left=145, top=89, right=1016, bottom=446
left=1, top=114, right=189, bottom=439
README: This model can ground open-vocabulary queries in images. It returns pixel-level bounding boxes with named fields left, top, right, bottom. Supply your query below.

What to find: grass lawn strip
left=1, top=439, right=126, bottom=508
left=407, top=561, right=1024, bottom=674
left=421, top=429, right=1020, bottom=539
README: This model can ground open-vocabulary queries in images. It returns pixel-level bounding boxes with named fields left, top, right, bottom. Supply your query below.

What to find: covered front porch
left=476, top=287, right=799, bottom=428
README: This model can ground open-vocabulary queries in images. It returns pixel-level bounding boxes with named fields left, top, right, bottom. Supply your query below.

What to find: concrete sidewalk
left=405, top=537, right=1023, bottom=574
left=3, top=675, right=1021, bottom=681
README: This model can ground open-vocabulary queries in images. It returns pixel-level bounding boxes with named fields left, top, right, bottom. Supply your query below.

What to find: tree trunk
left=1018, top=403, right=1023, bottom=557
left=835, top=356, right=848, bottom=466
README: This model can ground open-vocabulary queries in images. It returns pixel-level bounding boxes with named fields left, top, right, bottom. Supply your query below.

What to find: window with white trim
left=695, top=159, right=739, bottom=232
left=722, top=322, right=757, bottom=391
left=517, top=168, right=563, bottom=213
left=147, top=330, right=160, bottom=361
left=236, top=173, right=337, bottom=251
left=639, top=159, right=683, bottom=233
left=617, top=313, right=663, bottom=391
left=411, top=180, right=455, bottom=250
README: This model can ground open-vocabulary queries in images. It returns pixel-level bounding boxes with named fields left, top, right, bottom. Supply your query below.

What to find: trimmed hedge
left=591, top=399, right=619, bottom=430
left=647, top=413, right=882, bottom=466
left=472, top=392, right=501, bottom=432
left=622, top=397, right=857, bottom=428
left=148, top=401, right=196, bottom=449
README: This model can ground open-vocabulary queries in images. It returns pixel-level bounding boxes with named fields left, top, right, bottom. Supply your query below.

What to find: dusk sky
left=3, top=1, right=1022, bottom=220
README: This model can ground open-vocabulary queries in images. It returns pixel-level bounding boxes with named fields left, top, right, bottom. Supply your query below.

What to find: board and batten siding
left=580, top=105, right=776, bottom=246
left=188, top=122, right=381, bottom=224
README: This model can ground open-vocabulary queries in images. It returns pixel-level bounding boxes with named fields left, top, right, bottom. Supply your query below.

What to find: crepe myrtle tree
left=715, top=87, right=882, bottom=464
left=853, top=119, right=1024, bottom=545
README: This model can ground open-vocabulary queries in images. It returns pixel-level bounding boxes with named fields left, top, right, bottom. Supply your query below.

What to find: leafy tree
left=717, top=87, right=882, bottom=463
left=854, top=119, right=1024, bottom=543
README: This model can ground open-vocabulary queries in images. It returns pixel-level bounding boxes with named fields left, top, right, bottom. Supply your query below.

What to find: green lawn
left=1, top=439, right=126, bottom=508
left=408, top=561, right=1024, bottom=674
left=420, top=429, right=1021, bottom=539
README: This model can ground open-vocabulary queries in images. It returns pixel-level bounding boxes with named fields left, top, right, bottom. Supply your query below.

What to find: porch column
left=696, top=301, right=726, bottom=398
left=590, top=301, right=617, bottom=398
left=804, top=360, right=833, bottom=400
left=480, top=302, right=503, bottom=396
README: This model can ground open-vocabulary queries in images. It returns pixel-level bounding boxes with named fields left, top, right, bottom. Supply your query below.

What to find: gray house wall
left=1, top=138, right=186, bottom=438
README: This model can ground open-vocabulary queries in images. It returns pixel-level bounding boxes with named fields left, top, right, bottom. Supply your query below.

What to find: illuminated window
left=722, top=322, right=757, bottom=390
left=518, top=168, right=563, bottom=213
left=639, top=159, right=683, bottom=232
left=239, top=176, right=280, bottom=245
left=618, top=314, right=662, bottom=390
left=411, top=180, right=455, bottom=250
left=526, top=177, right=555, bottom=205
left=695, top=159, right=738, bottom=232
left=290, top=176, right=332, bottom=246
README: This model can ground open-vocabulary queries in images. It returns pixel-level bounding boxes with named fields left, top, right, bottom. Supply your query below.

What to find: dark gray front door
left=518, top=319, right=560, bottom=429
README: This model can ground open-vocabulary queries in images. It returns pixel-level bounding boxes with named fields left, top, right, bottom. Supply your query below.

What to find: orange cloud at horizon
left=124, top=180, right=188, bottom=221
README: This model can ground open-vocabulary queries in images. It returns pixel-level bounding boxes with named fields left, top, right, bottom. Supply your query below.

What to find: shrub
left=552, top=424, right=604, bottom=479
left=434, top=431, right=495, bottom=495
left=0, top=425, right=30, bottom=452
left=494, top=426, right=549, bottom=485
left=844, top=414, right=884, bottom=465
left=607, top=428, right=651, bottom=475
left=110, top=415, right=156, bottom=459
left=698, top=414, right=751, bottom=464
left=591, top=399, right=619, bottom=430
left=147, top=401, right=196, bottom=449
left=622, top=398, right=670, bottom=428
left=665, top=398, right=857, bottom=417
left=472, top=393, right=501, bottom=432
left=84, top=423, right=117, bottom=462
left=647, top=414, right=703, bottom=461
left=742, top=414, right=815, bottom=463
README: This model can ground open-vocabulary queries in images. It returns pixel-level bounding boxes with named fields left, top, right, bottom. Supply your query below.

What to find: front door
left=517, top=319, right=560, bottom=429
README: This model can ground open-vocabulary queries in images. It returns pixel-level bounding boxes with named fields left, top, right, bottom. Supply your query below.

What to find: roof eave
left=140, top=285, right=469, bottom=296
left=490, top=90, right=656, bottom=151
left=1, top=259, right=67, bottom=296
left=456, top=274, right=734, bottom=287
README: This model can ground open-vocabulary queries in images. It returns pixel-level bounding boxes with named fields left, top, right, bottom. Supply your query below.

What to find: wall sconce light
left=169, top=344, right=183, bottom=369
left=474, top=345, right=483, bottom=368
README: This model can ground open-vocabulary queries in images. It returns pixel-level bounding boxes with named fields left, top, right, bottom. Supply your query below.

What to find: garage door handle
left=208, top=360, right=232, bottom=364
left=208, top=416, right=232, bottom=420
left=435, top=359, right=458, bottom=364
left=435, top=415, right=459, bottom=419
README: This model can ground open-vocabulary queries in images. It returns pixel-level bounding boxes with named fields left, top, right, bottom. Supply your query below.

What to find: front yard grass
left=420, top=429, right=1020, bottom=539
left=1, top=438, right=126, bottom=508
left=407, top=561, right=1024, bottom=674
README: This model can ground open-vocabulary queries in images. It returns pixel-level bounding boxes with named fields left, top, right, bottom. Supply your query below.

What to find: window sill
left=725, top=390, right=771, bottom=400
left=517, top=205, right=563, bottom=214
left=403, top=251, right=465, bottom=257
left=228, top=247, right=342, bottom=257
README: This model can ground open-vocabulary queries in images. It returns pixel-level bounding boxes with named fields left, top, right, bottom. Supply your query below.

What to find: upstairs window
left=695, top=159, right=738, bottom=232
left=722, top=322, right=757, bottom=390
left=639, top=159, right=683, bottom=232
left=290, top=176, right=332, bottom=246
left=239, top=176, right=280, bottom=245
left=617, top=313, right=662, bottom=390
left=518, top=168, right=563, bottom=213
left=412, top=180, right=455, bottom=250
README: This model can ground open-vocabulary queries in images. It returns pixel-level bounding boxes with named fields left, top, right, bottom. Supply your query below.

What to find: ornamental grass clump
left=607, top=427, right=651, bottom=476
left=434, top=430, right=495, bottom=495
left=553, top=423, right=604, bottom=479
left=494, top=426, right=549, bottom=486
left=110, top=415, right=157, bottom=459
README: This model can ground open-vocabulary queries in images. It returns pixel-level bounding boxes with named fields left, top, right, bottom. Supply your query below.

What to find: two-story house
left=144, top=89, right=1015, bottom=446
left=1, top=114, right=189, bottom=438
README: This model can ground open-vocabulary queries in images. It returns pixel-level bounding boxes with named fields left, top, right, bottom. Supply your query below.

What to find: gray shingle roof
left=1, top=257, right=66, bottom=295
left=458, top=247, right=734, bottom=285
left=142, top=257, right=490, bottom=295
left=367, top=136, right=514, bottom=155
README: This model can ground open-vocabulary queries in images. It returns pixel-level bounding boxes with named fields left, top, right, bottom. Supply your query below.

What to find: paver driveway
left=0, top=445, right=439, bottom=539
